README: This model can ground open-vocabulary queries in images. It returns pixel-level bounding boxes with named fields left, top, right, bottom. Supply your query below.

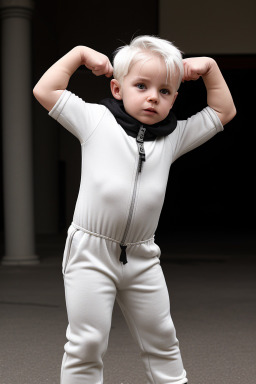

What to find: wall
left=159, top=0, right=256, bottom=54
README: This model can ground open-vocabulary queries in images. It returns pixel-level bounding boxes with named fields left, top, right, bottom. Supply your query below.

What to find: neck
left=99, top=97, right=177, bottom=141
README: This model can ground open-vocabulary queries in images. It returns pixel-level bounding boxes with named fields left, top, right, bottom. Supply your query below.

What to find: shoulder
left=49, top=90, right=107, bottom=121
left=176, top=107, right=223, bottom=133
left=48, top=90, right=112, bottom=143
left=168, top=107, right=223, bottom=162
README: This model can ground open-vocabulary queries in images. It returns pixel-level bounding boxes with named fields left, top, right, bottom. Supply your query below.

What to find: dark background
left=1, top=0, right=255, bottom=250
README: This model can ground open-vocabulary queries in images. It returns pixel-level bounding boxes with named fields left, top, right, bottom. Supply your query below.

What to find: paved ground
left=0, top=229, right=255, bottom=384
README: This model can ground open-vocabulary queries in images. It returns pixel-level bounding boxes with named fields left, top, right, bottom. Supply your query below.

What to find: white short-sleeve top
left=49, top=90, right=223, bottom=244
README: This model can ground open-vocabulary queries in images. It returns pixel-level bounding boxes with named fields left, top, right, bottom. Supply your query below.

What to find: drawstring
left=119, top=244, right=128, bottom=264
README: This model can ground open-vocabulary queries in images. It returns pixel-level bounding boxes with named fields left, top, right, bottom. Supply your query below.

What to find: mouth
left=144, top=108, right=157, bottom=114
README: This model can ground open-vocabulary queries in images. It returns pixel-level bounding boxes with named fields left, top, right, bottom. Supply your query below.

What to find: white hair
left=113, top=35, right=184, bottom=88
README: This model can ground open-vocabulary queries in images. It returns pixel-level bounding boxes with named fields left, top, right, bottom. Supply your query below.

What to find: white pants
left=61, top=224, right=187, bottom=384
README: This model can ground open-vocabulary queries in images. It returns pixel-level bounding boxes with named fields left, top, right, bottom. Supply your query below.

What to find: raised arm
left=182, top=57, right=236, bottom=126
left=33, top=46, right=113, bottom=111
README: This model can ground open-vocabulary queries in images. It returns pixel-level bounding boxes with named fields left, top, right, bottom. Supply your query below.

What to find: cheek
left=161, top=100, right=171, bottom=112
left=123, top=92, right=140, bottom=107
left=122, top=96, right=137, bottom=116
left=165, top=97, right=175, bottom=110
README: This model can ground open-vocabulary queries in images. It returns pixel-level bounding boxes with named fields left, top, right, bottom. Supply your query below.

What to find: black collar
left=99, top=98, right=177, bottom=141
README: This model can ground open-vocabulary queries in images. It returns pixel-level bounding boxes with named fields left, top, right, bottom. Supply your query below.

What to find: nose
left=147, top=90, right=158, bottom=103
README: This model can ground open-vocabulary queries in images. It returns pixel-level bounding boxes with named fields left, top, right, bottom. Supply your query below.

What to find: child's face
left=111, top=54, right=178, bottom=125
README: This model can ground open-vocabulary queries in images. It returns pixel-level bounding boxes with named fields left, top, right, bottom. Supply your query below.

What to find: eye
left=136, top=83, right=146, bottom=90
left=160, top=88, right=170, bottom=95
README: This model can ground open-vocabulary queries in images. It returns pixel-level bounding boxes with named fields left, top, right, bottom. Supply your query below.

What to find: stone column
left=0, top=0, right=38, bottom=264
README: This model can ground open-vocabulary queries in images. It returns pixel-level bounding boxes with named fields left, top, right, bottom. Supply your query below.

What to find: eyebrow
left=133, top=76, right=151, bottom=82
left=134, top=76, right=171, bottom=85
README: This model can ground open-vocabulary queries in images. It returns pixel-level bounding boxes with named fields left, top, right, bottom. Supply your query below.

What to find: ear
left=170, top=92, right=178, bottom=109
left=110, top=79, right=122, bottom=100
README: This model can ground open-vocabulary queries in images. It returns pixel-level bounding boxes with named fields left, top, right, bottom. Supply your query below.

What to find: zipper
left=119, top=126, right=146, bottom=264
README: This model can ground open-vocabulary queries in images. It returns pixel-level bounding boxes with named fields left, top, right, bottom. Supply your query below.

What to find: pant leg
left=61, top=228, right=118, bottom=384
left=117, top=251, right=187, bottom=384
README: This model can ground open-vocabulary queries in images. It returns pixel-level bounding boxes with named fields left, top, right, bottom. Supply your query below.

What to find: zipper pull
left=120, top=244, right=128, bottom=264
left=136, top=126, right=146, bottom=172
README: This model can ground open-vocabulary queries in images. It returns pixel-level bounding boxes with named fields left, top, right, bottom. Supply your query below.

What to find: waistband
left=71, top=222, right=155, bottom=247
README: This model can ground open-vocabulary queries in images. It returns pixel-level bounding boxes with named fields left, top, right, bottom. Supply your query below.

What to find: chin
left=139, top=118, right=160, bottom=126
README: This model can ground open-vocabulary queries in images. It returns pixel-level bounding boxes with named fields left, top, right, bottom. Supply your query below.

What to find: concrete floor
left=0, top=229, right=255, bottom=384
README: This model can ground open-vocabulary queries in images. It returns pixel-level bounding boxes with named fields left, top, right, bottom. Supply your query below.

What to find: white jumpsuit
left=49, top=90, right=223, bottom=384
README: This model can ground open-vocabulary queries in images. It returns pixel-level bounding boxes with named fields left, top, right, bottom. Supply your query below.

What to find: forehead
left=127, top=53, right=178, bottom=88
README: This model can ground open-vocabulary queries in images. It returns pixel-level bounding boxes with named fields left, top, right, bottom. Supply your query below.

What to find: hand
left=182, top=57, right=215, bottom=82
left=82, top=48, right=113, bottom=78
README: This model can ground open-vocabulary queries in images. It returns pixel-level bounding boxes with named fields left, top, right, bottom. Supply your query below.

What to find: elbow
left=228, top=104, right=237, bottom=123
left=33, top=84, right=41, bottom=101
left=32, top=84, right=49, bottom=110
left=33, top=83, right=42, bottom=101
left=221, top=104, right=237, bottom=126
left=232, top=105, right=237, bottom=119
left=32, top=84, right=50, bottom=110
